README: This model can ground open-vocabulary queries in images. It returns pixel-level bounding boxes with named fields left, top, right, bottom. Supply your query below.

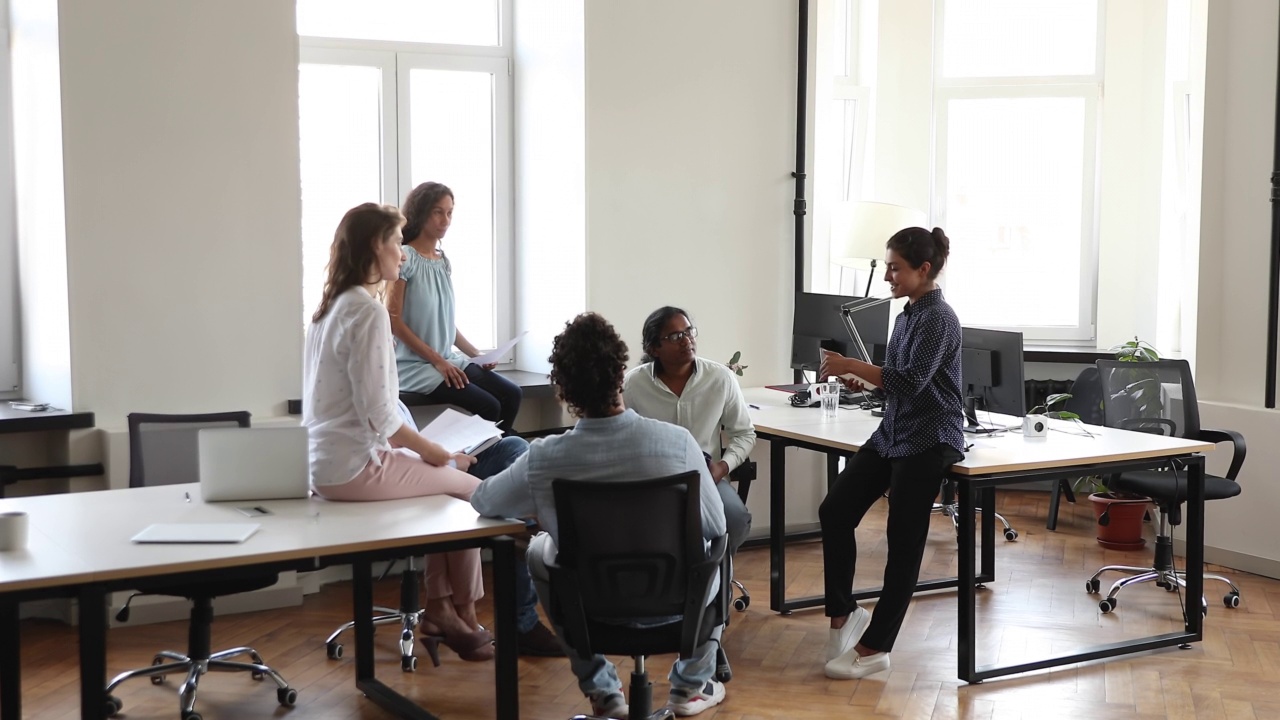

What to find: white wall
left=513, top=0, right=586, bottom=375
left=1191, top=0, right=1280, bottom=577
left=56, top=0, right=302, bottom=428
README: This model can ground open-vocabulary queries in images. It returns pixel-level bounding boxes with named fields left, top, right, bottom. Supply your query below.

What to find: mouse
left=870, top=409, right=884, bottom=418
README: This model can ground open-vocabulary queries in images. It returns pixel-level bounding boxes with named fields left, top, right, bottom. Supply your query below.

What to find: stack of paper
left=420, top=408, right=503, bottom=455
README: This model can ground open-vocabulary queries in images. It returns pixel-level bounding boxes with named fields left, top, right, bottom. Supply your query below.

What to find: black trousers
left=819, top=443, right=963, bottom=652
left=424, top=364, right=523, bottom=435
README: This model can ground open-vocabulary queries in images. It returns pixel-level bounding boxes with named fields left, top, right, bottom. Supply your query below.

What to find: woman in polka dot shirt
left=816, top=226, right=966, bottom=680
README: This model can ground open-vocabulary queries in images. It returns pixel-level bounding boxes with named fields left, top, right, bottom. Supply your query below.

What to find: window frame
left=0, top=0, right=19, bottom=396
left=298, top=0, right=515, bottom=361
left=931, top=0, right=1106, bottom=343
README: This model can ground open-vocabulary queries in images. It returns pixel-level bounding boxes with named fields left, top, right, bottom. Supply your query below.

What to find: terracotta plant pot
left=1089, top=492, right=1149, bottom=550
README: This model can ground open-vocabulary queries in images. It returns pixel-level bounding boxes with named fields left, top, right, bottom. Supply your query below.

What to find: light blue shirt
left=470, top=409, right=726, bottom=549
left=395, top=246, right=467, bottom=394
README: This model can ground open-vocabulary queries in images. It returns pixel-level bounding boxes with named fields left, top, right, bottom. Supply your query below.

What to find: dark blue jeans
left=468, top=435, right=540, bottom=633
left=427, top=365, right=523, bottom=436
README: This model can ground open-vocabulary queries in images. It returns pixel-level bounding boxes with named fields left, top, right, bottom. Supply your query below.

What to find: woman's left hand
left=481, top=362, right=497, bottom=371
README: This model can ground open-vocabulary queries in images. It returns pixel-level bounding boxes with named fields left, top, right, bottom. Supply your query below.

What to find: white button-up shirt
left=623, top=356, right=756, bottom=472
left=303, top=287, right=405, bottom=487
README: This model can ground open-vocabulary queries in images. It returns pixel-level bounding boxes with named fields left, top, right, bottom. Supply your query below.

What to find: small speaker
left=1022, top=414, right=1048, bottom=438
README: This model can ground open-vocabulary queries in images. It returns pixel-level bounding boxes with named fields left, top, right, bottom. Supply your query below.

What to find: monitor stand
left=962, top=395, right=997, bottom=435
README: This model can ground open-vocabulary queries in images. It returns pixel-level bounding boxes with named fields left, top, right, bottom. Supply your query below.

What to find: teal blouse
left=395, top=246, right=467, bottom=394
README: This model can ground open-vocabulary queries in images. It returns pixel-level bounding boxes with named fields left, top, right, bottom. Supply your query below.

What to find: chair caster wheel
left=402, top=655, right=418, bottom=672
left=278, top=687, right=298, bottom=706
left=251, top=670, right=264, bottom=681
left=182, top=713, right=203, bottom=720
left=105, top=695, right=123, bottom=717
left=1224, top=592, right=1240, bottom=608
left=326, top=642, right=343, bottom=660
left=1099, top=597, right=1116, bottom=613
left=1004, top=529, right=1018, bottom=541
left=150, top=656, right=166, bottom=684
left=1086, top=578, right=1100, bottom=594
left=733, top=596, right=750, bottom=612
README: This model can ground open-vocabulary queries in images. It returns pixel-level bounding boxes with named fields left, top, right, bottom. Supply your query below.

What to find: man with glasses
left=624, top=306, right=755, bottom=555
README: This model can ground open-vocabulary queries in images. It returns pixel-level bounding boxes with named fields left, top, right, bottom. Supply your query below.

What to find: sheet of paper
left=838, top=372, right=881, bottom=390
left=420, top=408, right=503, bottom=455
left=466, top=331, right=528, bottom=367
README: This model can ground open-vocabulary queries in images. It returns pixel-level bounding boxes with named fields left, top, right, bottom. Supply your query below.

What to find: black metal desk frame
left=758, top=429, right=1206, bottom=684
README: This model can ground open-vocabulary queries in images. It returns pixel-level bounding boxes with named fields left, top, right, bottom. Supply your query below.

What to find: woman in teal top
left=386, top=182, right=522, bottom=434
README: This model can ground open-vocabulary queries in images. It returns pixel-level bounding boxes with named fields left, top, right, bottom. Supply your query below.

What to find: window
left=933, top=0, right=1103, bottom=341
left=297, top=1, right=513, bottom=354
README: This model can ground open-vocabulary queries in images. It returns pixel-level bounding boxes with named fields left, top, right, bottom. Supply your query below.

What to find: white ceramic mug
left=0, top=511, right=29, bottom=552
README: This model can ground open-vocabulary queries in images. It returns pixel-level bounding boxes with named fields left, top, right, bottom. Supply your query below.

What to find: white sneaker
left=824, top=649, right=890, bottom=680
left=668, top=679, right=727, bottom=716
left=589, top=691, right=628, bottom=718
left=824, top=607, right=871, bottom=662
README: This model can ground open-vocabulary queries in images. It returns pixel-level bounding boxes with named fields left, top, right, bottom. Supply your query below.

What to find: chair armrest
left=1199, top=428, right=1247, bottom=481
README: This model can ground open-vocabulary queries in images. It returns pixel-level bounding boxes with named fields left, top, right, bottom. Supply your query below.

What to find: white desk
left=0, top=485, right=525, bottom=720
left=742, top=386, right=1215, bottom=683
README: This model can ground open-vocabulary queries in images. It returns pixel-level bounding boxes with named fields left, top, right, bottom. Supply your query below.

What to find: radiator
left=1025, top=379, right=1075, bottom=414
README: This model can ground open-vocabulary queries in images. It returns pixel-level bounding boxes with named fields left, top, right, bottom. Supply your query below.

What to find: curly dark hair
left=885, top=226, right=950, bottom=279
left=400, top=181, right=453, bottom=244
left=548, top=312, right=630, bottom=418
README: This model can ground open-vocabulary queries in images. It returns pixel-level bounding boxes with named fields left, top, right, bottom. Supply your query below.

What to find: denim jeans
left=468, top=436, right=541, bottom=634
left=526, top=533, right=716, bottom=697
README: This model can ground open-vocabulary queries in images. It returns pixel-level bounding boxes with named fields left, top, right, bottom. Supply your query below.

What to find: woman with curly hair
left=471, top=312, right=729, bottom=718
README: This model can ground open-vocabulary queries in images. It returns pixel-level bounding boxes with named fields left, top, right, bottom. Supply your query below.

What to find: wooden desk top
left=743, top=387, right=1215, bottom=476
left=0, top=485, right=523, bottom=592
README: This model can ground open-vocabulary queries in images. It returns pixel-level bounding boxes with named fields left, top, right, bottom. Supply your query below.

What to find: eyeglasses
left=660, top=327, right=699, bottom=344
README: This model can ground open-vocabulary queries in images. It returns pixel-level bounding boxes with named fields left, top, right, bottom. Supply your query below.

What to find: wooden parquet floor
left=15, top=490, right=1280, bottom=719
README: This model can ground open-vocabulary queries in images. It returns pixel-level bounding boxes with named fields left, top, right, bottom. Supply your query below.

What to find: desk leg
left=981, top=486, right=995, bottom=582
left=492, top=537, right=519, bottom=720
left=957, top=479, right=977, bottom=682
left=0, top=598, right=18, bottom=720
left=78, top=585, right=107, bottom=720
left=1186, top=456, right=1205, bottom=638
left=352, top=558, right=375, bottom=683
left=769, top=438, right=788, bottom=614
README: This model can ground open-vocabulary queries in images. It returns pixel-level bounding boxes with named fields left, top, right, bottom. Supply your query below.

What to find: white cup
left=0, top=511, right=29, bottom=552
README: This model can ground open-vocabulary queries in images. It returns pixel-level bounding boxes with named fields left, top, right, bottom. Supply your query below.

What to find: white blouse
left=303, top=287, right=405, bottom=487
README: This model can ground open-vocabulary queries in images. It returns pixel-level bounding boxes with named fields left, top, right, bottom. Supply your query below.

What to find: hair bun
left=931, top=227, right=950, bottom=258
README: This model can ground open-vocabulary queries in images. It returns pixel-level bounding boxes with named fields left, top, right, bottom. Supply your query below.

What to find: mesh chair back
left=552, top=471, right=704, bottom=621
left=128, top=412, right=252, bottom=488
left=1096, top=360, right=1199, bottom=439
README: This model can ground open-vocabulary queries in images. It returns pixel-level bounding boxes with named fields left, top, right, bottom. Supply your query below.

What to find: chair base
left=1087, top=532, right=1242, bottom=614
left=568, top=657, right=677, bottom=720
left=326, top=565, right=426, bottom=671
left=932, top=502, right=1019, bottom=541
left=105, top=646, right=294, bottom=719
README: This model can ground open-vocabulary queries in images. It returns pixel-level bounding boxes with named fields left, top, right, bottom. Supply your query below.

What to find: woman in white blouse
left=303, top=202, right=493, bottom=662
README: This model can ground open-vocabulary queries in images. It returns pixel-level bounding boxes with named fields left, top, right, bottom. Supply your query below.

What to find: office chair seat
left=1111, top=470, right=1242, bottom=508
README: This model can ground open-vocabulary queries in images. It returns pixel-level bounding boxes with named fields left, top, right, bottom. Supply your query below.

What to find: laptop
left=198, top=426, right=311, bottom=502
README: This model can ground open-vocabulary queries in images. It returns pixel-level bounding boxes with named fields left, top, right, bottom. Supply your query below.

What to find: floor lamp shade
left=832, top=201, right=928, bottom=268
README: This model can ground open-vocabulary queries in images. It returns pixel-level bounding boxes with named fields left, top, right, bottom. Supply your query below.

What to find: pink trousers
left=315, top=448, right=484, bottom=604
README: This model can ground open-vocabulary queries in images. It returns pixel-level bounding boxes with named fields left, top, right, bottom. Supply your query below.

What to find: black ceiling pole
left=793, top=0, right=809, bottom=295
left=1268, top=6, right=1280, bottom=408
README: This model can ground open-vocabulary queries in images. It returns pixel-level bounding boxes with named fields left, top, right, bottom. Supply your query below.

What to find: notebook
left=131, top=523, right=260, bottom=544
left=198, top=426, right=311, bottom=502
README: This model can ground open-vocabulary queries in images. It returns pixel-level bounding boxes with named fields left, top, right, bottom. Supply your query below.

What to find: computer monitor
left=960, top=327, right=1025, bottom=433
left=791, top=291, right=891, bottom=373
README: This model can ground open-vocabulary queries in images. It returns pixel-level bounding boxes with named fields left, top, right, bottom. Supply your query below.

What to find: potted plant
left=1073, top=337, right=1162, bottom=549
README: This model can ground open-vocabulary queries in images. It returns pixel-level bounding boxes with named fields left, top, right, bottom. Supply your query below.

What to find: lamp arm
left=839, top=296, right=893, bottom=365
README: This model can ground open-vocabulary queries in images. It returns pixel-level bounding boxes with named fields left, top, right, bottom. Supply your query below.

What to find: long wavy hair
left=311, top=203, right=404, bottom=323
left=549, top=313, right=630, bottom=418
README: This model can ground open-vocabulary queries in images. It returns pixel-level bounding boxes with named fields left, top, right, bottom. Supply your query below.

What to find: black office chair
left=548, top=471, right=729, bottom=720
left=106, top=412, right=295, bottom=720
left=932, top=479, right=1018, bottom=541
left=1086, top=360, right=1246, bottom=614
left=725, top=459, right=755, bottom=612
left=1046, top=366, right=1105, bottom=530
left=323, top=558, right=425, bottom=671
